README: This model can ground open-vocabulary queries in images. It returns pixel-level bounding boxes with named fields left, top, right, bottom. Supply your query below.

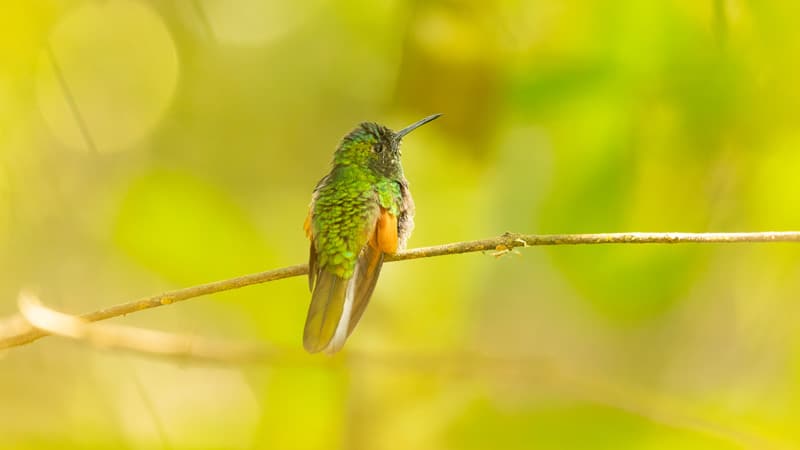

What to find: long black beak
left=395, top=113, right=442, bottom=139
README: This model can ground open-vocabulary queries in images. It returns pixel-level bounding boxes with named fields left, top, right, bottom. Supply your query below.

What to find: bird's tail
left=303, top=245, right=384, bottom=354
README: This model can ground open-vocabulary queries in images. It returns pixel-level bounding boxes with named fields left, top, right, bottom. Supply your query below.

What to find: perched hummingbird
left=303, top=114, right=441, bottom=354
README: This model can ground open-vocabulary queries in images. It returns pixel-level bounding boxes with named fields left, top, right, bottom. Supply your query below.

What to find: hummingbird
left=302, top=114, right=441, bottom=354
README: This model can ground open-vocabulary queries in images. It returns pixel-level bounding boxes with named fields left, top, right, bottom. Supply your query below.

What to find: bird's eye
left=373, top=143, right=383, bottom=153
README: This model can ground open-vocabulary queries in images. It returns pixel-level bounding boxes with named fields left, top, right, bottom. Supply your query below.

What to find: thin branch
left=389, top=231, right=800, bottom=260
left=45, top=42, right=99, bottom=154
left=11, top=299, right=785, bottom=450
left=16, top=292, right=273, bottom=363
left=1, top=230, right=799, bottom=350
left=13, top=300, right=783, bottom=450
left=9, top=304, right=784, bottom=449
left=0, top=264, right=307, bottom=350
left=5, top=232, right=795, bottom=450
left=190, top=0, right=217, bottom=41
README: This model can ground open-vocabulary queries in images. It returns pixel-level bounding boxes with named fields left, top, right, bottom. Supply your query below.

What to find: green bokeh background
left=2, top=1, right=800, bottom=449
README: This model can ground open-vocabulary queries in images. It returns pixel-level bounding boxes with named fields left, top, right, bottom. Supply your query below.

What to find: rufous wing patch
left=304, top=208, right=313, bottom=239
left=374, top=208, right=398, bottom=254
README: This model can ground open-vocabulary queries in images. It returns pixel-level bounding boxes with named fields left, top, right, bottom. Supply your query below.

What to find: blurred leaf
left=5, top=1, right=800, bottom=448
left=35, top=0, right=179, bottom=153
left=114, top=169, right=271, bottom=284
left=506, top=59, right=615, bottom=115
left=537, top=92, right=705, bottom=322
left=255, top=366, right=348, bottom=450
left=448, top=398, right=740, bottom=450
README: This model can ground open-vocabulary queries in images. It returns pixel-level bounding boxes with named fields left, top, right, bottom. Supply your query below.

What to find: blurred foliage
left=2, top=0, right=800, bottom=449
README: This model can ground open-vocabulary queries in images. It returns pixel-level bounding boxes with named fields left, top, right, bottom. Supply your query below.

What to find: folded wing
left=303, top=208, right=398, bottom=353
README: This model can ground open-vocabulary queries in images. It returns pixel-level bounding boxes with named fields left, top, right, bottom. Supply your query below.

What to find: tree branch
left=16, top=292, right=274, bottom=363
left=2, top=230, right=799, bottom=351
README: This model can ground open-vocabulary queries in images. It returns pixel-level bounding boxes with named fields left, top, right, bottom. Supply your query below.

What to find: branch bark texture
left=2, top=231, right=798, bottom=350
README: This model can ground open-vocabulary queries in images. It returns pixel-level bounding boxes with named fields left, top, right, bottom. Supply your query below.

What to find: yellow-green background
left=2, top=1, right=800, bottom=449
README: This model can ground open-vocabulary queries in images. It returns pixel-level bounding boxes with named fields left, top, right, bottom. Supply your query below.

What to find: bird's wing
left=347, top=208, right=397, bottom=336
left=303, top=208, right=398, bottom=353
left=304, top=208, right=317, bottom=291
left=303, top=269, right=348, bottom=353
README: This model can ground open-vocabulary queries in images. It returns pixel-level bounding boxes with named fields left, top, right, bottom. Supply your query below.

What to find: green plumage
left=310, top=128, right=404, bottom=278
left=303, top=115, right=440, bottom=353
left=311, top=166, right=380, bottom=278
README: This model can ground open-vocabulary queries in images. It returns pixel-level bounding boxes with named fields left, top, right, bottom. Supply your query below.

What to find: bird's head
left=333, top=114, right=441, bottom=178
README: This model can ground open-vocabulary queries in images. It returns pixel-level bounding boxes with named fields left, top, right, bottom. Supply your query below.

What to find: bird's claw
left=490, top=236, right=528, bottom=258
left=491, top=244, right=521, bottom=258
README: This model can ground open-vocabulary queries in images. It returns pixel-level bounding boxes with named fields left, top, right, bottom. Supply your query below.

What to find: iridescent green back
left=309, top=124, right=404, bottom=278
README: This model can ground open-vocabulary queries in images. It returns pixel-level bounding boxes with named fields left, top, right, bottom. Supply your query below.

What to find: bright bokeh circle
left=36, top=0, right=179, bottom=153
left=192, top=0, right=324, bottom=46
